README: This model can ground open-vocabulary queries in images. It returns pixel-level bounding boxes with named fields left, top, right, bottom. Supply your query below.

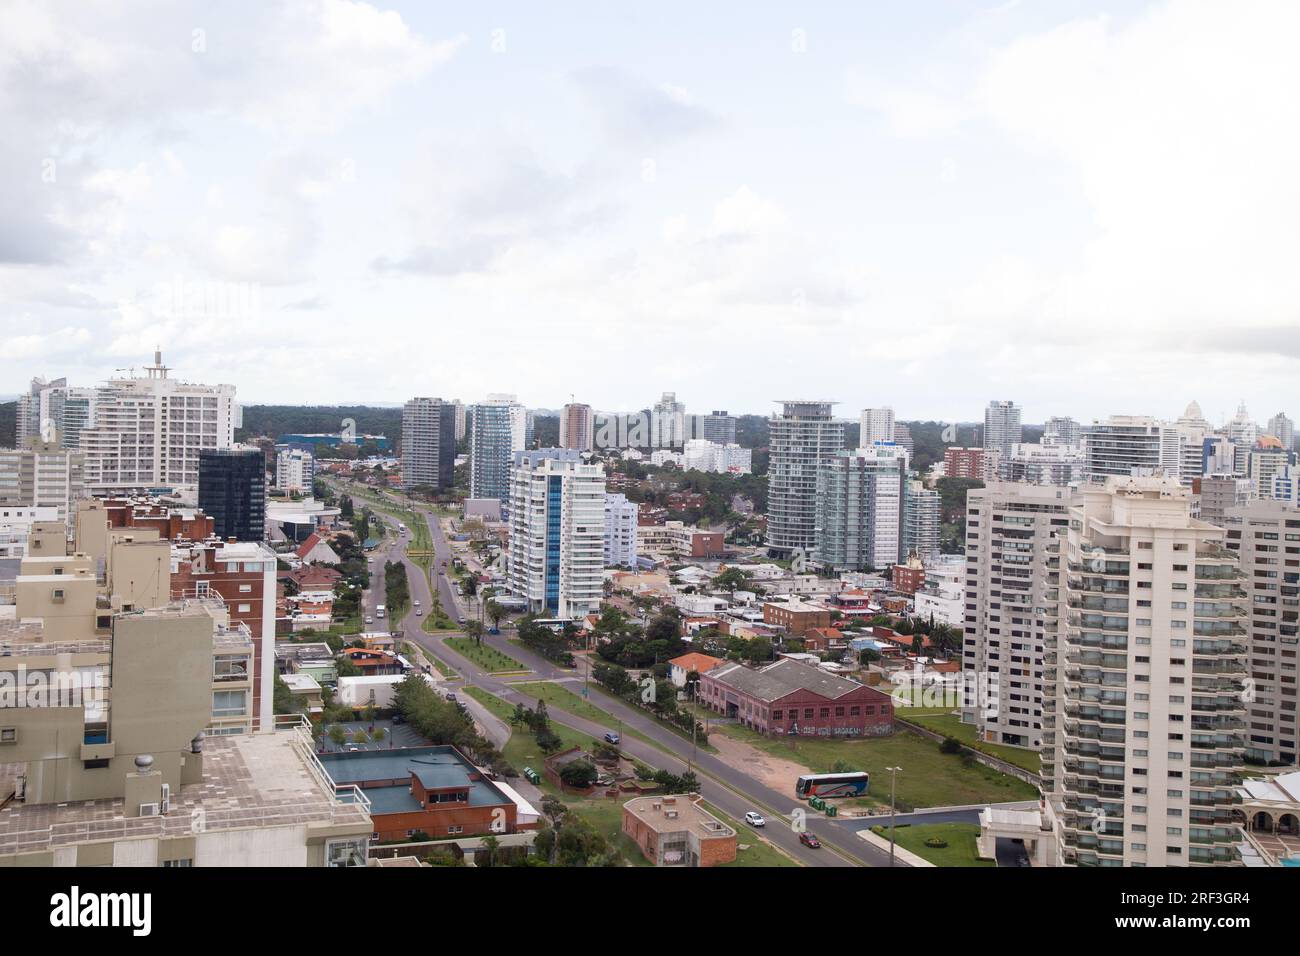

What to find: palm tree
left=485, top=599, right=505, bottom=634
left=464, top=619, right=486, bottom=645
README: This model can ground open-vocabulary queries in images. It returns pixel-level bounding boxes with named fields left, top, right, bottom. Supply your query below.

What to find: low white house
left=336, top=673, right=421, bottom=708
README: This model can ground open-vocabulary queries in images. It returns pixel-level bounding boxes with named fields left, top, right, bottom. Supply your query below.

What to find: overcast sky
left=2, top=0, right=1298, bottom=426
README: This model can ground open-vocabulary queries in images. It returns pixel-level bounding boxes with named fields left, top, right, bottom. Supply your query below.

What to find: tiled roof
left=668, top=652, right=726, bottom=673
left=706, top=657, right=869, bottom=702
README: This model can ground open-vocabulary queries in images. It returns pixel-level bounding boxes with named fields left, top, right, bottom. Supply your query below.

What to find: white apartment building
left=962, top=481, right=1072, bottom=751
left=1043, top=477, right=1248, bottom=867
left=1249, top=441, right=1292, bottom=498
left=915, top=555, right=966, bottom=628
left=1081, top=415, right=1183, bottom=485
left=997, top=442, right=1085, bottom=486
left=275, top=448, right=315, bottom=494
left=1266, top=412, right=1294, bottom=451
left=767, top=401, right=844, bottom=558
left=1225, top=402, right=1258, bottom=448
left=1268, top=464, right=1300, bottom=507
left=604, top=492, right=639, bottom=568
left=650, top=449, right=684, bottom=468
left=0, top=438, right=86, bottom=525
left=1223, top=500, right=1300, bottom=766
left=984, top=400, right=1023, bottom=458
left=651, top=392, right=687, bottom=449
left=78, top=351, right=239, bottom=494
left=506, top=449, right=606, bottom=619
left=683, top=439, right=751, bottom=474
left=1044, top=416, right=1082, bottom=446
left=859, top=407, right=895, bottom=446
left=16, top=377, right=99, bottom=449
left=0, top=506, right=61, bottom=560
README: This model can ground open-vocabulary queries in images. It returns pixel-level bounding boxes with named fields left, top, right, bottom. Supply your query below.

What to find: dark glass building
left=199, top=448, right=267, bottom=542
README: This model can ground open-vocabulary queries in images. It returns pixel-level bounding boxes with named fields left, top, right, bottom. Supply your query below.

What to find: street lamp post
left=886, top=766, right=901, bottom=866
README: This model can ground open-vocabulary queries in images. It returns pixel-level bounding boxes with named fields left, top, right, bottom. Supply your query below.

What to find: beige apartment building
left=0, top=598, right=370, bottom=866
left=1223, top=500, right=1300, bottom=766
left=962, top=482, right=1073, bottom=752
left=1043, top=477, right=1248, bottom=867
left=0, top=438, right=85, bottom=526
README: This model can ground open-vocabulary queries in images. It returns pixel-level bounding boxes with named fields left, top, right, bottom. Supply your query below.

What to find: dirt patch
left=710, top=732, right=811, bottom=792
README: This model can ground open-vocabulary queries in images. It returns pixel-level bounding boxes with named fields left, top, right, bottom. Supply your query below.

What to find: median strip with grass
left=444, top=637, right=528, bottom=674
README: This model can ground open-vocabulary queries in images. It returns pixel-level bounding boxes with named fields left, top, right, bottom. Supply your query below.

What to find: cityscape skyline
left=4, top=1, right=1300, bottom=417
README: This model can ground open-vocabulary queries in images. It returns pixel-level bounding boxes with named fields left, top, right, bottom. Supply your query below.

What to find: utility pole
left=887, top=766, right=901, bottom=866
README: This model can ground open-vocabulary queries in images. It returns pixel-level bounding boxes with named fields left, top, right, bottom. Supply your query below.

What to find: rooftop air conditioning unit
left=139, top=803, right=160, bottom=817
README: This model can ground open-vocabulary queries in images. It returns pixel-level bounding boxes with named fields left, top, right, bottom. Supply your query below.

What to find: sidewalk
left=855, top=828, right=934, bottom=867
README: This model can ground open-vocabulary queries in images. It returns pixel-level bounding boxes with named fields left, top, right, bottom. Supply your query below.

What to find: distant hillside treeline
left=0, top=401, right=15, bottom=449
left=236, top=405, right=404, bottom=444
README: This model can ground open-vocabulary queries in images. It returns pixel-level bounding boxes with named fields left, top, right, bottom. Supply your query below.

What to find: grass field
left=710, top=723, right=1038, bottom=810
left=869, top=822, right=994, bottom=867
left=443, top=637, right=528, bottom=673
left=900, top=712, right=1042, bottom=774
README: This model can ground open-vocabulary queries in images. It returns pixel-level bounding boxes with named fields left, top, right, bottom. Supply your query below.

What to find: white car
left=744, top=811, right=766, bottom=828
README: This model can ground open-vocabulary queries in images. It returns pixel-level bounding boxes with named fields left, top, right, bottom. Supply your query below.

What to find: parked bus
left=795, top=771, right=870, bottom=799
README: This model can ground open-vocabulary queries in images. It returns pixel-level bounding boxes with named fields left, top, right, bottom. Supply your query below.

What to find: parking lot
left=316, top=718, right=427, bottom=753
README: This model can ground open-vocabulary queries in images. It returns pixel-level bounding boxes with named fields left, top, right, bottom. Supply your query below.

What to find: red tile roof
left=668, top=652, right=726, bottom=674
left=295, top=533, right=323, bottom=560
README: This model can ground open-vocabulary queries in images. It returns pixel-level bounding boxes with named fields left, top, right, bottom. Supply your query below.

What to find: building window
left=212, top=689, right=247, bottom=717
left=326, top=838, right=369, bottom=867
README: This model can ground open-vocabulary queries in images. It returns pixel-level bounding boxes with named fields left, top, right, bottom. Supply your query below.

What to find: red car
left=799, top=832, right=821, bottom=849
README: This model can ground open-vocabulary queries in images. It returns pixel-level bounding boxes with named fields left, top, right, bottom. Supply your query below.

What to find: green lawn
left=420, top=606, right=457, bottom=631
left=900, top=712, right=1042, bottom=774
left=869, top=822, right=994, bottom=867
left=710, top=723, right=1038, bottom=811
left=444, top=637, right=528, bottom=673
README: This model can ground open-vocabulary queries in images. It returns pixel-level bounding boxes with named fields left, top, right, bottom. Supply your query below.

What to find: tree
left=329, top=725, right=347, bottom=746
left=559, top=760, right=599, bottom=789
left=464, top=619, right=486, bottom=646
left=485, top=600, right=505, bottom=633
left=272, top=673, right=299, bottom=716
left=540, top=795, right=568, bottom=829
left=478, top=834, right=500, bottom=868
